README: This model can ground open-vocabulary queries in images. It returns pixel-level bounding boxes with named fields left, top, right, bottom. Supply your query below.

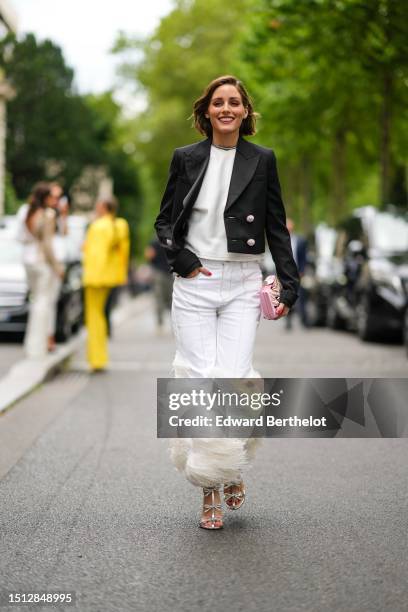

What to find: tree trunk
left=380, top=70, right=393, bottom=207
left=389, top=163, right=408, bottom=208
left=331, top=128, right=346, bottom=224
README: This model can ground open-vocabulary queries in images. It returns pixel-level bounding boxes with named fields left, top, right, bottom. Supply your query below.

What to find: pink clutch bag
left=260, top=275, right=282, bottom=320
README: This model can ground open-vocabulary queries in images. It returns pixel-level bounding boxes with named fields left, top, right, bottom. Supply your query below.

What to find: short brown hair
left=192, top=75, right=259, bottom=138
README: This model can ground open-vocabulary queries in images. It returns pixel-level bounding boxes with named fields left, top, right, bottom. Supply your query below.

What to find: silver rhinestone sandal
left=199, top=486, right=224, bottom=530
left=224, top=481, right=246, bottom=510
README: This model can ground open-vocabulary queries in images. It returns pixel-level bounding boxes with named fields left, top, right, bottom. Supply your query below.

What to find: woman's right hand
left=186, top=267, right=212, bottom=278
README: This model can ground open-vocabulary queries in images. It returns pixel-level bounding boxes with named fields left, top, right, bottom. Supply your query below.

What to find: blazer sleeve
left=154, top=149, right=202, bottom=277
left=265, top=150, right=300, bottom=308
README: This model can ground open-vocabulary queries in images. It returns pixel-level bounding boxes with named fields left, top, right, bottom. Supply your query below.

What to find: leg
left=153, top=271, right=166, bottom=328
left=47, top=274, right=62, bottom=349
left=164, top=272, right=173, bottom=312
left=215, top=261, right=262, bottom=378
left=171, top=264, right=263, bottom=480
left=85, top=286, right=110, bottom=370
left=171, top=273, right=217, bottom=377
left=200, top=486, right=223, bottom=530
left=24, top=264, right=54, bottom=359
left=298, top=284, right=309, bottom=327
left=215, top=261, right=263, bottom=505
left=171, top=272, right=223, bottom=526
left=105, top=287, right=120, bottom=338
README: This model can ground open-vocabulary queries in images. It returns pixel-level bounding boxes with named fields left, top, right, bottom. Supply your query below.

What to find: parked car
left=0, top=237, right=28, bottom=334
left=0, top=216, right=85, bottom=341
left=404, top=306, right=408, bottom=358
left=302, top=223, right=338, bottom=326
left=326, top=206, right=408, bottom=341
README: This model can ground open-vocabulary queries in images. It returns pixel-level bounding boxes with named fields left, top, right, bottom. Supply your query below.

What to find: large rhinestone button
left=166, top=238, right=173, bottom=246
left=246, top=214, right=254, bottom=223
left=247, top=238, right=255, bottom=247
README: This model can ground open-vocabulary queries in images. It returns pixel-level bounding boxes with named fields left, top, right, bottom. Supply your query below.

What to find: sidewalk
left=0, top=341, right=24, bottom=379
left=0, top=291, right=149, bottom=414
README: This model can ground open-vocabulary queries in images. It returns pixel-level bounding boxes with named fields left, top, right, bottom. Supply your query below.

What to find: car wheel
left=356, top=295, right=376, bottom=341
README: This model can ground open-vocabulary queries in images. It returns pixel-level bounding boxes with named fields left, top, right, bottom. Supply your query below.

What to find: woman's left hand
left=275, top=303, right=290, bottom=318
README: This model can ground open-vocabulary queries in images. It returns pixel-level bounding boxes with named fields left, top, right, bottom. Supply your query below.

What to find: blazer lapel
left=184, top=138, right=211, bottom=183
left=182, top=138, right=211, bottom=209
left=225, top=136, right=261, bottom=212
left=181, top=135, right=261, bottom=211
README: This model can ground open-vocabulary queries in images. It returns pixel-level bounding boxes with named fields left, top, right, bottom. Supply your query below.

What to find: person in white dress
left=19, top=183, right=65, bottom=359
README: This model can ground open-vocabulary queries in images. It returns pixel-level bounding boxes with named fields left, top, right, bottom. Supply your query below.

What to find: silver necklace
left=212, top=143, right=237, bottom=150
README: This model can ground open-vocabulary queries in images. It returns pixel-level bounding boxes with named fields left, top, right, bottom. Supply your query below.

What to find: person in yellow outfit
left=82, top=196, right=129, bottom=371
left=105, top=215, right=130, bottom=336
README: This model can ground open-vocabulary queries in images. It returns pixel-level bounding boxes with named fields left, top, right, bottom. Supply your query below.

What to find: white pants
left=24, top=263, right=55, bottom=359
left=170, top=259, right=263, bottom=488
left=48, top=274, right=62, bottom=336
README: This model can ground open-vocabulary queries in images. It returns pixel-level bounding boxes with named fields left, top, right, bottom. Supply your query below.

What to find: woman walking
left=155, top=75, right=300, bottom=529
left=22, top=183, right=65, bottom=359
left=82, top=196, right=129, bottom=372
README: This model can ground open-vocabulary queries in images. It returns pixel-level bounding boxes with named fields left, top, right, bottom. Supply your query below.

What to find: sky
left=12, top=0, right=174, bottom=107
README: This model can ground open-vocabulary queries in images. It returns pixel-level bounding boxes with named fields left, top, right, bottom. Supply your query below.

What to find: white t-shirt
left=184, top=145, right=263, bottom=262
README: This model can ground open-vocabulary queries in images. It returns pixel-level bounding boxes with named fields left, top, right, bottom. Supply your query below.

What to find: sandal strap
left=202, top=487, right=223, bottom=523
left=224, top=491, right=244, bottom=502
left=203, top=503, right=222, bottom=512
left=203, top=486, right=220, bottom=494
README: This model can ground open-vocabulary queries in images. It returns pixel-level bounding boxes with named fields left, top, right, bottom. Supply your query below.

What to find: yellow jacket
left=82, top=215, right=129, bottom=287
left=112, top=217, right=130, bottom=286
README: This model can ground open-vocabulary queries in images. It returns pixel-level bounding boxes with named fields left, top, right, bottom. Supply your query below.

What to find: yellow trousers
left=84, top=286, right=110, bottom=370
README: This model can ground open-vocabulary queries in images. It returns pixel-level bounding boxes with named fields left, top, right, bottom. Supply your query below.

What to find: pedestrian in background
left=105, top=214, right=130, bottom=337
left=144, top=237, right=173, bottom=331
left=155, top=75, right=299, bottom=529
left=285, top=217, right=309, bottom=330
left=21, top=182, right=65, bottom=359
left=82, top=196, right=126, bottom=372
left=47, top=182, right=69, bottom=351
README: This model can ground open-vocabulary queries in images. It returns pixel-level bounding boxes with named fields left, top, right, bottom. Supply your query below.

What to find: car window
left=369, top=213, right=408, bottom=252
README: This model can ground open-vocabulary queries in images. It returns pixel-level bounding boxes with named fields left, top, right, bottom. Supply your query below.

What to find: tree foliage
left=0, top=33, right=103, bottom=198
left=112, top=0, right=256, bottom=244
left=0, top=34, right=142, bottom=254
left=114, top=0, right=408, bottom=238
left=84, top=93, right=143, bottom=255
left=239, top=0, right=408, bottom=223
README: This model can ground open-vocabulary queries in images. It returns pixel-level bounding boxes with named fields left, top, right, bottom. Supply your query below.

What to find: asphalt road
left=0, top=298, right=407, bottom=612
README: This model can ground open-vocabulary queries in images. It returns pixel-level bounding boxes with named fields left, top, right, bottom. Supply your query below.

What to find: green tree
left=84, top=93, right=143, bottom=256
left=239, top=0, right=408, bottom=225
left=0, top=34, right=143, bottom=254
left=0, top=33, right=102, bottom=198
left=113, top=0, right=256, bottom=245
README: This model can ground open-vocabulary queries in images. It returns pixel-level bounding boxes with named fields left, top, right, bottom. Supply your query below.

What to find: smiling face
left=205, top=84, right=248, bottom=139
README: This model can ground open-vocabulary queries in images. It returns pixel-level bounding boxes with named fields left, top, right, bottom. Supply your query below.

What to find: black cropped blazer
left=154, top=135, right=300, bottom=308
